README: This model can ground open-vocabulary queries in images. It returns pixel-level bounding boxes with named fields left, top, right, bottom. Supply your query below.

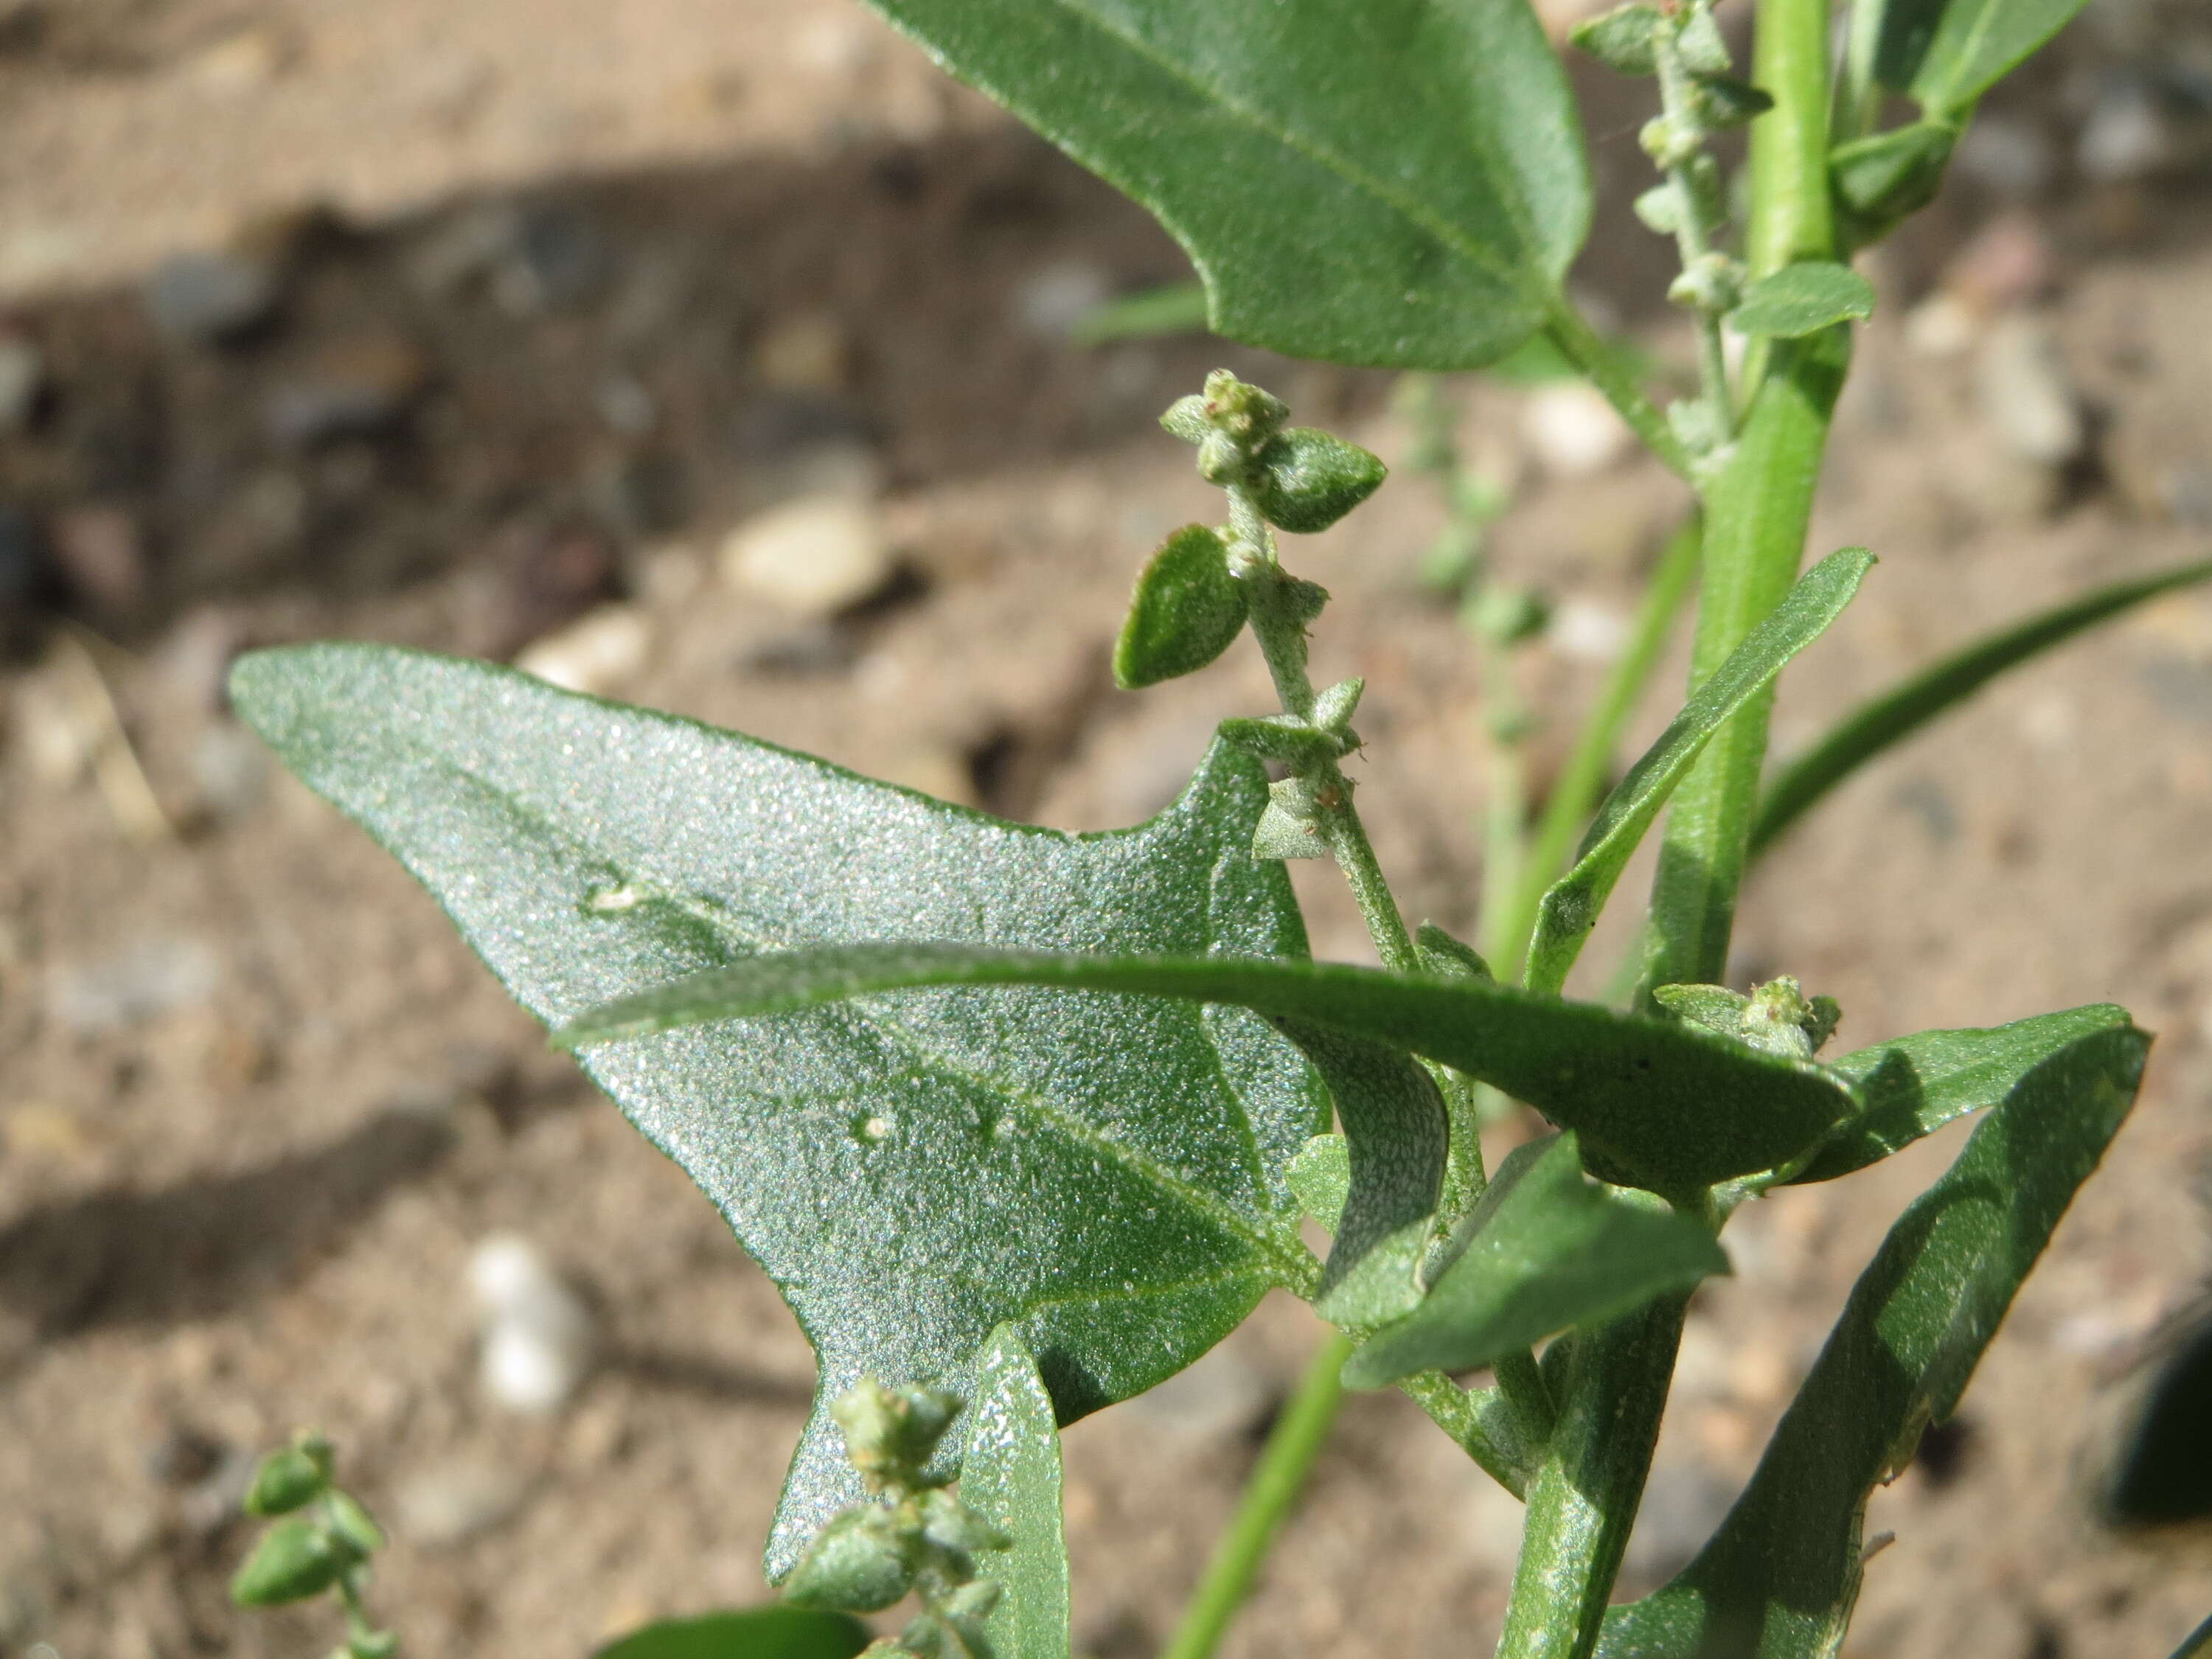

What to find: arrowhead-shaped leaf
left=227, top=644, right=1328, bottom=1579
left=1524, top=549, right=1873, bottom=997
left=959, top=1326, right=1070, bottom=1659
left=1343, top=1133, right=1728, bottom=1388
left=1595, top=1021, right=2149, bottom=1658
left=556, top=942, right=1862, bottom=1198
left=1113, top=525, right=1248, bottom=690
left=593, top=1609, right=872, bottom=1659
left=1875, top=0, right=2092, bottom=116
left=855, top=0, right=1592, bottom=369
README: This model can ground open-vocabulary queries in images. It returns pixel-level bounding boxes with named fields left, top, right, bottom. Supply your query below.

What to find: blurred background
left=1, top=0, right=2211, bottom=1654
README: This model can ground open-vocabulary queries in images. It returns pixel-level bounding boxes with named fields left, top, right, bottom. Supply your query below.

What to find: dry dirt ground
left=3, top=2, right=2212, bottom=1657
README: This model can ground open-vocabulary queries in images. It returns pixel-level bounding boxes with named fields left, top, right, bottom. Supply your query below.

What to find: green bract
left=1114, top=525, right=1248, bottom=689
left=1250, top=429, right=1389, bottom=533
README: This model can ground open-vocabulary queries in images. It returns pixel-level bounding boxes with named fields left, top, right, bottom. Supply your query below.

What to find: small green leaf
left=1413, top=922, right=1493, bottom=984
left=1877, top=0, right=2091, bottom=116
left=1524, top=549, right=1874, bottom=996
left=1676, top=7, right=1733, bottom=74
left=1249, top=428, right=1388, bottom=533
left=851, top=0, right=1593, bottom=369
left=1570, top=3, right=1664, bottom=75
left=1215, top=715, right=1353, bottom=768
left=593, top=1608, right=873, bottom=1659
left=322, top=1491, right=386, bottom=1559
left=1287, top=1133, right=1351, bottom=1229
left=959, top=1326, right=1069, bottom=1659
left=1790, top=1003, right=2133, bottom=1184
left=1728, top=262, right=1877, bottom=338
left=2170, top=1613, right=2212, bottom=1659
left=243, top=1439, right=333, bottom=1517
left=1687, top=74, right=1775, bottom=129
left=554, top=942, right=1863, bottom=1198
left=230, top=1517, right=347, bottom=1607
left=783, top=1508, right=921, bottom=1613
left=1113, top=525, right=1247, bottom=690
left=1752, top=557, right=2212, bottom=859
left=1276, top=1023, right=1447, bottom=1326
left=1831, top=121, right=1958, bottom=233
left=229, top=644, right=1327, bottom=1580
left=1596, top=1022, right=2148, bottom=1658
left=1343, top=1133, right=1728, bottom=1388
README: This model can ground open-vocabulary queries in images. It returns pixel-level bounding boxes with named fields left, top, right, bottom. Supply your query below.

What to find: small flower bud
left=1668, top=252, right=1744, bottom=316
left=783, top=1506, right=922, bottom=1613
left=921, top=1488, right=1012, bottom=1555
left=1196, top=430, right=1248, bottom=485
left=1158, top=394, right=1211, bottom=443
left=243, top=1436, right=334, bottom=1517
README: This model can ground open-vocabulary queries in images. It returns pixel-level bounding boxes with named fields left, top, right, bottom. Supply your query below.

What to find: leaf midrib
left=1026, top=0, right=1545, bottom=295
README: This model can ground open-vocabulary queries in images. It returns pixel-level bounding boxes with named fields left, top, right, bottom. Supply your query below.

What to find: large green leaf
left=1595, top=1021, right=2149, bottom=1658
left=228, top=644, right=1328, bottom=1579
left=556, top=942, right=1861, bottom=1198
left=1874, top=0, right=2092, bottom=115
left=1790, top=1003, right=2131, bottom=1185
left=1523, top=549, right=1873, bottom=997
left=593, top=1609, right=872, bottom=1659
left=960, top=1326, right=1070, bottom=1659
left=856, top=0, right=1590, bottom=369
left=1751, top=557, right=2212, bottom=860
left=1276, top=1024, right=1447, bottom=1327
left=1343, top=1133, right=1728, bottom=1388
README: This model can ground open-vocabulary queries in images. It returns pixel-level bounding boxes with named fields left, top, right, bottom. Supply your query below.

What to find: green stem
left=1543, top=299, right=1694, bottom=481
left=1494, top=1297, right=1690, bottom=1659
left=1158, top=1332, right=1351, bottom=1659
left=1500, top=517, right=1701, bottom=981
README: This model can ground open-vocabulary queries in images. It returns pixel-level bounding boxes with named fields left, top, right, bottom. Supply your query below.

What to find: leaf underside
left=557, top=942, right=1863, bottom=1197
left=857, top=0, right=1591, bottom=369
left=1344, top=1133, right=1728, bottom=1388
left=227, top=644, right=1328, bottom=1579
left=1877, top=0, right=2093, bottom=116
left=1596, top=1022, right=2149, bottom=1658
left=960, top=1326, right=1071, bottom=1659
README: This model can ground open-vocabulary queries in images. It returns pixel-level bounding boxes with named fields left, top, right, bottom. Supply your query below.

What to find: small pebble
left=470, top=1234, right=597, bottom=1414
left=1520, top=382, right=1633, bottom=479
left=1955, top=114, right=2057, bottom=198
left=47, top=936, right=220, bottom=1035
left=394, top=1460, right=530, bottom=1545
left=183, top=26, right=288, bottom=95
left=144, top=248, right=282, bottom=345
left=1015, top=260, right=1112, bottom=338
left=190, top=720, right=269, bottom=824
left=47, top=505, right=145, bottom=615
left=0, top=335, right=44, bottom=432
left=1548, top=597, right=1631, bottom=664
left=493, top=204, right=608, bottom=316
left=720, top=496, right=894, bottom=618
left=594, top=373, right=657, bottom=437
left=514, top=605, right=653, bottom=696
left=265, top=333, right=431, bottom=448
left=1943, top=211, right=2056, bottom=313
left=2078, top=78, right=2171, bottom=182
left=1972, top=315, right=2084, bottom=467
left=754, top=310, right=851, bottom=392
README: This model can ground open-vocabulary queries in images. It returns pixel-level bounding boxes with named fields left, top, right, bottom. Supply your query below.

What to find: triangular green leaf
left=1752, top=557, right=2212, bottom=859
left=1596, top=1021, right=2149, bottom=1658
left=960, top=1327, right=1070, bottom=1659
left=555, top=942, right=1862, bottom=1198
left=228, top=644, right=1328, bottom=1580
left=1114, top=525, right=1247, bottom=689
left=1250, top=428, right=1389, bottom=534
left=1876, top=0, right=2091, bottom=116
left=1524, top=549, right=1874, bottom=996
left=594, top=1609, right=873, bottom=1659
left=1789, top=1003, right=2131, bottom=1184
left=1830, top=122, right=1957, bottom=234
left=1276, top=1023, right=1447, bottom=1326
left=1343, top=1133, right=1728, bottom=1388
left=853, top=0, right=1591, bottom=369
left=1728, top=263, right=1877, bottom=339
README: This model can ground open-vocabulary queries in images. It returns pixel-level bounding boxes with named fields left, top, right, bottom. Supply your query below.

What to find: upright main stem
left=1498, top=4, right=1843, bottom=1654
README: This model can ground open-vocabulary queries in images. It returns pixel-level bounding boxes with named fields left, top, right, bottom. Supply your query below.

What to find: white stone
left=469, top=1234, right=597, bottom=1415
left=2078, top=81, right=2169, bottom=183
left=1548, top=597, right=1632, bottom=664
left=1520, top=382, right=1633, bottom=479
left=1015, top=260, right=1112, bottom=338
left=515, top=605, right=653, bottom=696
left=1973, top=315, right=2084, bottom=467
left=720, top=497, right=893, bottom=618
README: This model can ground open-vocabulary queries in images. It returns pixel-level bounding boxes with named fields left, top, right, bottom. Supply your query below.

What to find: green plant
left=224, top=0, right=2211, bottom=1654
left=231, top=1433, right=400, bottom=1659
